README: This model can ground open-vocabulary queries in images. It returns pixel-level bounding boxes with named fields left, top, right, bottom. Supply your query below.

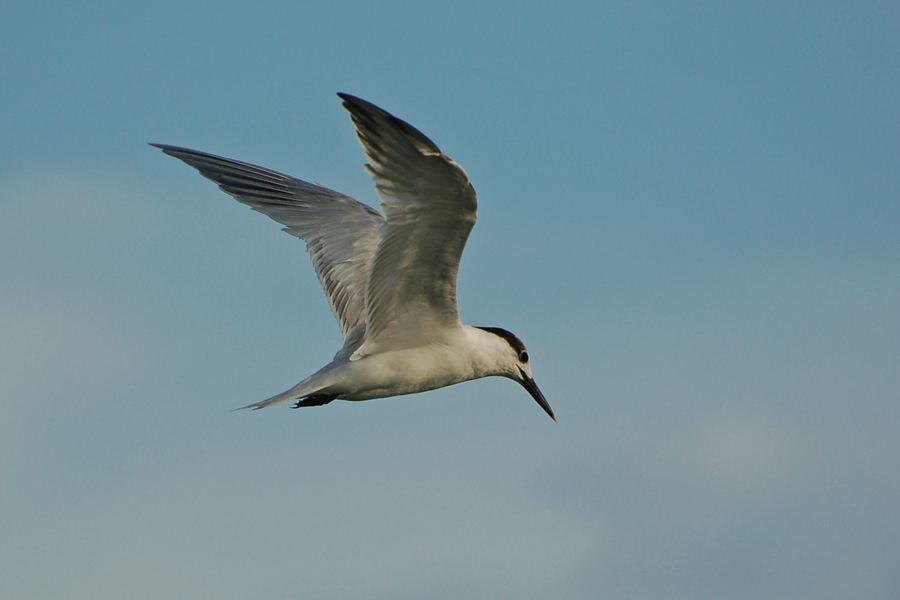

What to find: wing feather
left=337, top=95, right=478, bottom=357
left=151, top=144, right=382, bottom=352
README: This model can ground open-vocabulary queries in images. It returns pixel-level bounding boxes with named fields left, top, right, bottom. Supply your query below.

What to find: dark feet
left=291, top=393, right=338, bottom=408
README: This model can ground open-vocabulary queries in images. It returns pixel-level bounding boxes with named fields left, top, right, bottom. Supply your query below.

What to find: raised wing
left=338, top=94, right=478, bottom=358
left=151, top=144, right=383, bottom=352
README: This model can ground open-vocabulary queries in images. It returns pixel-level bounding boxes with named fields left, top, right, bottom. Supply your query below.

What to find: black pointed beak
left=518, top=368, right=556, bottom=422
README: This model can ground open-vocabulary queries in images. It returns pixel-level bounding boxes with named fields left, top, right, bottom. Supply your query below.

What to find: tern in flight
left=152, top=94, right=555, bottom=421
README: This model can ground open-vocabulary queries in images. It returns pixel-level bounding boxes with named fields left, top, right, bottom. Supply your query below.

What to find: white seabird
left=152, top=94, right=555, bottom=421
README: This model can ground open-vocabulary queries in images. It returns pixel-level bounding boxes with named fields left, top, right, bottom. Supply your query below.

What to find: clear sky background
left=1, top=2, right=898, bottom=599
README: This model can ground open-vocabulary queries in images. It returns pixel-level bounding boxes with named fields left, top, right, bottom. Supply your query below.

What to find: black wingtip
left=336, top=92, right=362, bottom=104
left=337, top=93, right=383, bottom=118
left=149, top=143, right=182, bottom=156
left=337, top=93, right=442, bottom=155
left=336, top=92, right=361, bottom=109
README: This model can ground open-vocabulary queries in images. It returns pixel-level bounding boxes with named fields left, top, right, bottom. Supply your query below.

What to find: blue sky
left=1, top=1, right=898, bottom=598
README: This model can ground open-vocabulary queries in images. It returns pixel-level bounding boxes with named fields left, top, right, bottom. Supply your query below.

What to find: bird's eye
left=519, top=351, right=529, bottom=363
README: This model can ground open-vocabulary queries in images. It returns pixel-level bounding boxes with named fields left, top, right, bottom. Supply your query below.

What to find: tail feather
left=236, top=378, right=331, bottom=411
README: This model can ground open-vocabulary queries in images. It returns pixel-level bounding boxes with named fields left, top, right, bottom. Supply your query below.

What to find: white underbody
left=256, top=325, right=515, bottom=407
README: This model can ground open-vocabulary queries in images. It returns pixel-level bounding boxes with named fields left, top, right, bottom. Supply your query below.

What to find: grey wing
left=151, top=144, right=383, bottom=353
left=338, top=95, right=478, bottom=357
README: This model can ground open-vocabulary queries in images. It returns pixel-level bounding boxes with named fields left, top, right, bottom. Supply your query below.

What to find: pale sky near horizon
left=2, top=2, right=898, bottom=599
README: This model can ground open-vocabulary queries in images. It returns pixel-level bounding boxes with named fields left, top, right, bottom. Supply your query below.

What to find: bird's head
left=475, top=326, right=555, bottom=422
